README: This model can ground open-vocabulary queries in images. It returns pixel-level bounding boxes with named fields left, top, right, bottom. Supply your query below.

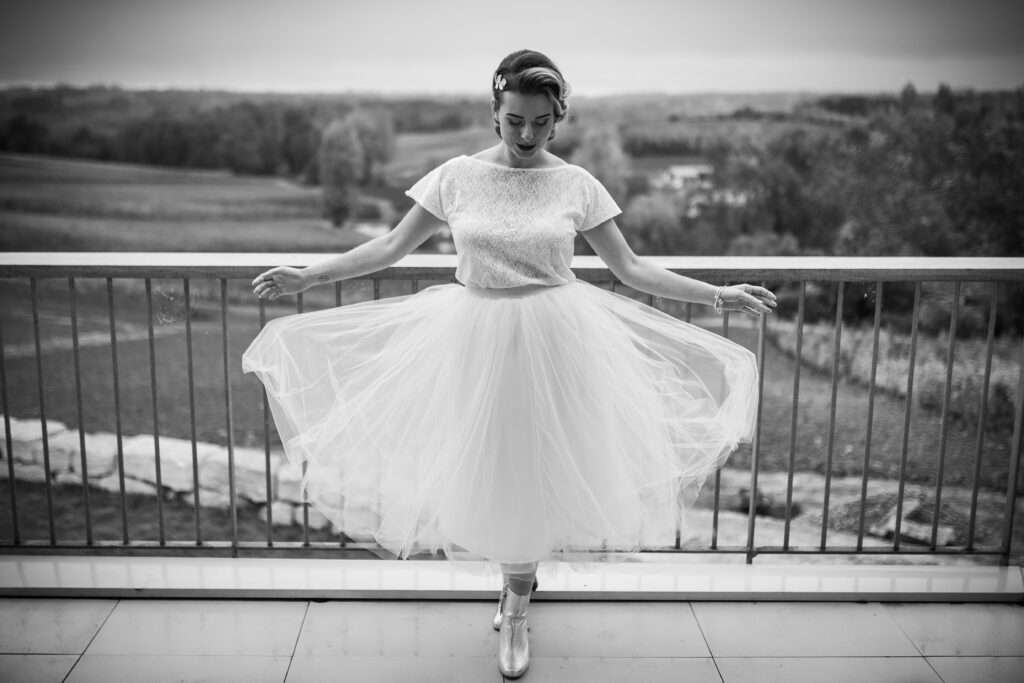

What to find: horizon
left=1, top=1, right=1022, bottom=96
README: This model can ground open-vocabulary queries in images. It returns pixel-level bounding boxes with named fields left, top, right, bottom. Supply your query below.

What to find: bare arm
left=581, top=218, right=776, bottom=315
left=252, top=203, right=447, bottom=300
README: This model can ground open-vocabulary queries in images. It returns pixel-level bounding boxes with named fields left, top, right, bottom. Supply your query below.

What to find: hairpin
left=494, top=73, right=507, bottom=91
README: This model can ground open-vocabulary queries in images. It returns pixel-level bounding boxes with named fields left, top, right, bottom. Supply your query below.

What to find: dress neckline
left=460, top=154, right=573, bottom=171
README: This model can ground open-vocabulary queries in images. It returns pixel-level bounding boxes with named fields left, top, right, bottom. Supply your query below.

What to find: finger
left=746, top=296, right=771, bottom=314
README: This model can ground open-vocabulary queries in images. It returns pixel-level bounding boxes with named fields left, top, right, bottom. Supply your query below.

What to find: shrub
left=768, top=318, right=1020, bottom=430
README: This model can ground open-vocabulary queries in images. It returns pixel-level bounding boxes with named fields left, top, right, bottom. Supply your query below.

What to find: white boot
left=497, top=589, right=531, bottom=678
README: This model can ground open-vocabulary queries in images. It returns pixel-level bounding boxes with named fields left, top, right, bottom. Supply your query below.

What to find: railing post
left=1002, top=335, right=1024, bottom=566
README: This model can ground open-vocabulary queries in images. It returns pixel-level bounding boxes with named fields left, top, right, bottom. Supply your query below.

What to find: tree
left=899, top=82, right=919, bottom=112
left=570, top=125, right=631, bottom=205
left=319, top=118, right=365, bottom=227
left=1, top=114, right=50, bottom=153
left=620, top=193, right=683, bottom=254
left=344, top=108, right=396, bottom=185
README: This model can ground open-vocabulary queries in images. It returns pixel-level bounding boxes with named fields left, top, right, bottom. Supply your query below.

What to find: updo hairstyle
left=491, top=49, right=571, bottom=141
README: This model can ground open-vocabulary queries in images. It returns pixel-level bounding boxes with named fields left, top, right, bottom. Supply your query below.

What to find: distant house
left=651, top=163, right=715, bottom=192
left=648, top=160, right=749, bottom=219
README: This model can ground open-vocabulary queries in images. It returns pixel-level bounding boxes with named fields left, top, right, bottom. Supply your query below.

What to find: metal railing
left=1, top=253, right=1022, bottom=565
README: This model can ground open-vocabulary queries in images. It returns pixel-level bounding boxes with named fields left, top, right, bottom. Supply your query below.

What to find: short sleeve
left=577, top=170, right=623, bottom=231
left=405, top=159, right=452, bottom=222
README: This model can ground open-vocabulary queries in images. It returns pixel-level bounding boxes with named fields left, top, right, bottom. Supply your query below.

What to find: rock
left=120, top=435, right=221, bottom=493
left=3, top=416, right=68, bottom=464
left=869, top=498, right=956, bottom=546
left=91, top=473, right=158, bottom=496
left=305, top=505, right=334, bottom=531
left=37, top=430, right=120, bottom=478
left=3, top=462, right=50, bottom=483
left=198, top=446, right=282, bottom=504
left=258, top=500, right=296, bottom=527
left=276, top=461, right=305, bottom=503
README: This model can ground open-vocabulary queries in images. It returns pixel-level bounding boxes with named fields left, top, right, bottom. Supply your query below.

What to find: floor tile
left=528, top=601, right=710, bottom=658
left=884, top=603, right=1024, bottom=656
left=0, top=599, right=115, bottom=654
left=716, top=656, right=942, bottom=683
left=693, top=602, right=919, bottom=657
left=66, top=654, right=290, bottom=682
left=295, top=601, right=495, bottom=657
left=522, top=656, right=721, bottom=682
left=927, top=656, right=1024, bottom=683
left=85, top=600, right=307, bottom=656
left=286, top=655, right=500, bottom=682
left=0, top=654, right=79, bottom=682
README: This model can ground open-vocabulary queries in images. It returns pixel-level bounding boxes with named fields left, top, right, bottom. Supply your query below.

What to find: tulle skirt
left=242, top=279, right=758, bottom=569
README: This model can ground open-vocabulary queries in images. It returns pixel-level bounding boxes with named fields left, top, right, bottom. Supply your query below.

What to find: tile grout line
left=877, top=602, right=948, bottom=682
left=687, top=602, right=726, bottom=682
left=282, top=601, right=311, bottom=682
left=62, top=598, right=121, bottom=683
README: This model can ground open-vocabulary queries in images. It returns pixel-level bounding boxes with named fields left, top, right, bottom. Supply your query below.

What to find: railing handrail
left=2, top=253, right=1024, bottom=281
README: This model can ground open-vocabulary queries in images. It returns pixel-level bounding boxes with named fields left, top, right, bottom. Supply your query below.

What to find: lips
left=516, top=143, right=536, bottom=152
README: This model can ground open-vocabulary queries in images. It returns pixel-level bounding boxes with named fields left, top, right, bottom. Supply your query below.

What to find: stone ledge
left=0, top=555, right=1020, bottom=602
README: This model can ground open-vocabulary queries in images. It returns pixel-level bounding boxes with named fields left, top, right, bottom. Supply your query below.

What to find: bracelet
left=713, top=286, right=724, bottom=314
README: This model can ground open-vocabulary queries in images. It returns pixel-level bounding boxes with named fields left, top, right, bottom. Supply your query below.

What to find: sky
left=1, top=0, right=1021, bottom=95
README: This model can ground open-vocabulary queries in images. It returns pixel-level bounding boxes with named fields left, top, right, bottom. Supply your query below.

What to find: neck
left=496, top=144, right=546, bottom=169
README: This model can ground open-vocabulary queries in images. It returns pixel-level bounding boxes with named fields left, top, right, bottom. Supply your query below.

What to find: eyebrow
left=505, top=113, right=551, bottom=120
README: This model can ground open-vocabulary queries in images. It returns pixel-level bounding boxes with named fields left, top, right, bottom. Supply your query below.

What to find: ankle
left=506, top=573, right=536, bottom=596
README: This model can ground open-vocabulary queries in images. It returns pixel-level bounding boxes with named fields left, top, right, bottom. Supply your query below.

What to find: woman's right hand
left=252, top=267, right=308, bottom=300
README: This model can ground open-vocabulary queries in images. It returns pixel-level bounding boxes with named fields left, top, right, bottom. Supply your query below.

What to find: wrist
left=298, top=268, right=315, bottom=291
left=710, top=285, right=723, bottom=312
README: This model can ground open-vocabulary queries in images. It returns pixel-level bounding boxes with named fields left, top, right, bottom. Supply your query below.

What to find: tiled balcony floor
left=1, top=597, right=1023, bottom=682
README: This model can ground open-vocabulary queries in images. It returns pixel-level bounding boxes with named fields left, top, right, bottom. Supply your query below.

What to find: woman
left=244, top=49, right=775, bottom=679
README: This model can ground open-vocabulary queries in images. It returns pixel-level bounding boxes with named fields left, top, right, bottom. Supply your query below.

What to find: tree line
left=575, top=84, right=1024, bottom=332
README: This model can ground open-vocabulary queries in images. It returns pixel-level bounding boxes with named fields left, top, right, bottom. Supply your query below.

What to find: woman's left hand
left=720, top=284, right=777, bottom=315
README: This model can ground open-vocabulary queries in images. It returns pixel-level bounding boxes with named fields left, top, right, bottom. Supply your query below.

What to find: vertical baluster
left=673, top=295, right=692, bottom=549
left=296, top=295, right=309, bottom=544
left=412, top=278, right=419, bottom=294
left=856, top=281, right=883, bottom=550
left=183, top=278, right=202, bottom=544
left=712, top=309, right=730, bottom=549
left=1000, top=333, right=1024, bottom=566
left=220, top=279, right=238, bottom=554
left=784, top=281, right=806, bottom=551
left=30, top=278, right=56, bottom=544
left=0, top=314, right=19, bottom=544
left=820, top=281, right=844, bottom=549
left=967, top=282, right=998, bottom=550
left=746, top=294, right=768, bottom=564
left=895, top=283, right=922, bottom=551
left=259, top=298, right=273, bottom=546
left=68, top=277, right=92, bottom=545
left=373, top=278, right=380, bottom=302
left=335, top=280, right=344, bottom=548
left=107, top=277, right=128, bottom=543
left=145, top=279, right=165, bottom=545
left=931, top=281, right=960, bottom=549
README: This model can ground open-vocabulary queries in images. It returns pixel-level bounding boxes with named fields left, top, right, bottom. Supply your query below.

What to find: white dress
left=242, top=154, right=758, bottom=569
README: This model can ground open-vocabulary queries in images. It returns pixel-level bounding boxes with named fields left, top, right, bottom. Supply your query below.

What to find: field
left=1, top=148, right=1021, bottom=548
left=0, top=153, right=367, bottom=252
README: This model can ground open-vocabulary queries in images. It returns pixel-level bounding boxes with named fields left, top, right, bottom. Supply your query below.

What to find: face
left=494, top=91, right=555, bottom=160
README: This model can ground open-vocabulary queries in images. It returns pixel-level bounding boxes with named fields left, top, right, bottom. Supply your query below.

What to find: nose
left=520, top=126, right=535, bottom=142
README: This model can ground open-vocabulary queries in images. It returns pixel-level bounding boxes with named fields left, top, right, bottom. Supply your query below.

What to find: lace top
left=405, top=154, right=623, bottom=288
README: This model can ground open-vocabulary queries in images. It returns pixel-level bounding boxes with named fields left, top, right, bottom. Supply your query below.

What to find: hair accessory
left=494, top=73, right=507, bottom=91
